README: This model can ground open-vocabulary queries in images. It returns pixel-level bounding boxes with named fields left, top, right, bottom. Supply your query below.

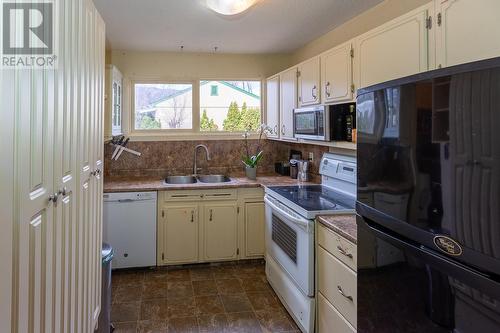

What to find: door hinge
left=350, top=48, right=354, bottom=58
left=161, top=253, right=164, bottom=261
left=437, top=13, right=442, bottom=26
left=296, top=70, right=301, bottom=78
left=350, top=84, right=355, bottom=94
left=237, top=248, right=240, bottom=255
left=237, top=206, right=240, bottom=214
left=426, top=16, right=432, bottom=29
left=162, top=210, right=165, bottom=218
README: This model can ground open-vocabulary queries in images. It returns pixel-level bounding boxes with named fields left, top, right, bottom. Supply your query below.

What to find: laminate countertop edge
left=317, top=214, right=357, bottom=244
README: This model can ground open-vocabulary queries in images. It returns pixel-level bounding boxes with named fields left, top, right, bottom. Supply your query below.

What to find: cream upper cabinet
left=244, top=201, right=265, bottom=257
left=280, top=67, right=298, bottom=140
left=354, top=4, right=431, bottom=89
left=436, top=0, right=500, bottom=68
left=160, top=204, right=199, bottom=264
left=298, top=56, right=321, bottom=106
left=321, top=41, right=354, bottom=104
left=203, top=203, right=238, bottom=261
left=266, top=75, right=280, bottom=138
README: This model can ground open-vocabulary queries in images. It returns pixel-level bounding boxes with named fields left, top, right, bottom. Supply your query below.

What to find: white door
left=322, top=41, right=354, bottom=104
left=203, top=203, right=238, bottom=260
left=298, top=57, right=321, bottom=106
left=266, top=75, right=280, bottom=138
left=436, top=0, right=500, bottom=68
left=161, top=205, right=199, bottom=264
left=355, top=4, right=431, bottom=89
left=280, top=67, right=298, bottom=140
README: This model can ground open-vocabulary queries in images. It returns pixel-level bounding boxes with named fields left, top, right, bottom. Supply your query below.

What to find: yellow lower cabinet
left=244, top=201, right=265, bottom=257
left=318, top=293, right=356, bottom=333
left=203, top=202, right=238, bottom=261
left=159, top=204, right=199, bottom=264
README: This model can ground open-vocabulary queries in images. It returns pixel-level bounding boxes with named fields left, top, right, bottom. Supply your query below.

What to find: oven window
left=294, top=112, right=319, bottom=135
left=271, top=214, right=297, bottom=263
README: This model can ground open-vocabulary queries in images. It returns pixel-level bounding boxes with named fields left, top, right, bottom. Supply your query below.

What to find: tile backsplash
left=104, top=139, right=330, bottom=180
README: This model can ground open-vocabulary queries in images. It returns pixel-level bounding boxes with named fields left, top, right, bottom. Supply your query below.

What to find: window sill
left=125, top=131, right=262, bottom=141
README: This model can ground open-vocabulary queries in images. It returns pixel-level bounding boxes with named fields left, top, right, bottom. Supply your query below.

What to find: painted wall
left=290, top=0, right=430, bottom=64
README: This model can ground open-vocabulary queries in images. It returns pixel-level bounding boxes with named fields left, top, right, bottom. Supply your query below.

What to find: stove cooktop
left=267, top=185, right=355, bottom=213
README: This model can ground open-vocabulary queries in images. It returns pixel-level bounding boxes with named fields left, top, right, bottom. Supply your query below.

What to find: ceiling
left=94, top=0, right=383, bottom=54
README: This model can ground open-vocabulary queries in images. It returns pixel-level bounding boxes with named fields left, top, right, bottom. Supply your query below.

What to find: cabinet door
left=245, top=202, right=265, bottom=257
left=203, top=203, right=238, bottom=260
left=298, top=57, right=321, bottom=106
left=161, top=205, right=199, bottom=264
left=436, top=0, right=500, bottom=68
left=266, top=76, right=280, bottom=138
left=322, top=42, right=354, bottom=104
left=280, top=67, right=298, bottom=140
left=355, top=5, right=430, bottom=89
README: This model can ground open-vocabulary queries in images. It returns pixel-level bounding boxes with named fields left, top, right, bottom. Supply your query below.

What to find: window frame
left=128, top=77, right=264, bottom=140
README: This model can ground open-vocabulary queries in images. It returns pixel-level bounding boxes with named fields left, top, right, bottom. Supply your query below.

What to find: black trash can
left=96, top=243, right=114, bottom=333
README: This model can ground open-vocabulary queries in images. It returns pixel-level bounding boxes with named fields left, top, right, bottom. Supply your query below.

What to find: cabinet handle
left=312, top=85, right=317, bottom=100
left=281, top=124, right=285, bottom=135
left=209, top=209, right=213, bottom=221
left=191, top=211, right=194, bottom=222
left=337, top=245, right=353, bottom=259
left=325, top=82, right=331, bottom=97
left=274, top=125, right=278, bottom=135
left=48, top=192, right=59, bottom=205
left=337, top=286, right=353, bottom=301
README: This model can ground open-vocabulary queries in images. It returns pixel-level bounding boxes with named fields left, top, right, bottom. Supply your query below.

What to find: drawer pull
left=337, top=245, right=353, bottom=259
left=337, top=286, right=353, bottom=301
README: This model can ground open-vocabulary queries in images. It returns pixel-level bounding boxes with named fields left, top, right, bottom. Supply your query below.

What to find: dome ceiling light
left=206, top=0, right=261, bottom=16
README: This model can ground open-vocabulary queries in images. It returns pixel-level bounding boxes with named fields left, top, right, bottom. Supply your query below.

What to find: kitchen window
left=199, top=80, right=261, bottom=132
left=134, top=82, right=193, bottom=130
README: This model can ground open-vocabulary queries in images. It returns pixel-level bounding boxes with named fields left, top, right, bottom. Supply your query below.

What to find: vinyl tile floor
left=111, top=260, right=301, bottom=333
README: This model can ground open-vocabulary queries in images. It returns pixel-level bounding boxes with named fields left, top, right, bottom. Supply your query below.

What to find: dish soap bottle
left=346, top=104, right=354, bottom=142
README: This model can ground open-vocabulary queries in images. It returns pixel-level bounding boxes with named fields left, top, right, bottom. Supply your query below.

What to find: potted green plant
left=242, top=124, right=272, bottom=180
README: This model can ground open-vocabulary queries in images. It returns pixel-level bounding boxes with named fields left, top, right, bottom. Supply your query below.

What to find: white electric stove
left=264, top=153, right=356, bottom=333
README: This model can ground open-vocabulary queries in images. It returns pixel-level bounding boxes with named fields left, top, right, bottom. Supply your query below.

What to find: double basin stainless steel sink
left=165, top=174, right=231, bottom=184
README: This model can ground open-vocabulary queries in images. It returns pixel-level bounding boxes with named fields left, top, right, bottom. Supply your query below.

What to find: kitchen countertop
left=104, top=175, right=318, bottom=192
left=317, top=214, right=357, bottom=244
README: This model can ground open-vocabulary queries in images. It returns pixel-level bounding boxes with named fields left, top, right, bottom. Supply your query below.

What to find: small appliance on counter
left=275, top=162, right=290, bottom=176
left=289, top=150, right=302, bottom=179
left=297, top=160, right=310, bottom=182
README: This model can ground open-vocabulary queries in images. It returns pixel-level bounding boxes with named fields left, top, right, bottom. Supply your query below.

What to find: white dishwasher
left=103, top=192, right=157, bottom=269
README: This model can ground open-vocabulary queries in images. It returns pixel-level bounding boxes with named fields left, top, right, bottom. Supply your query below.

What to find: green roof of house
left=150, top=81, right=260, bottom=107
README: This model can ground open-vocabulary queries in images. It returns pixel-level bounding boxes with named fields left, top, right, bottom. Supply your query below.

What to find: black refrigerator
left=356, top=57, right=500, bottom=332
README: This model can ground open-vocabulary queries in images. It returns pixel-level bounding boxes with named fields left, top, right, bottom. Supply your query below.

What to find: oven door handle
left=264, top=196, right=312, bottom=232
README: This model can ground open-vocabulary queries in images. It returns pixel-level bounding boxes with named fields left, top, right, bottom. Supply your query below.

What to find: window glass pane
left=135, top=83, right=193, bottom=130
left=200, top=80, right=261, bottom=132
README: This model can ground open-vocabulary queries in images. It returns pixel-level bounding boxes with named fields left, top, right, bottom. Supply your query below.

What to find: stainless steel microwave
left=293, top=105, right=332, bottom=141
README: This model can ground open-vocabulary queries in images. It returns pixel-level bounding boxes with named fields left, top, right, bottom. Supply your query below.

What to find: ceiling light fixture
left=206, top=0, right=260, bottom=16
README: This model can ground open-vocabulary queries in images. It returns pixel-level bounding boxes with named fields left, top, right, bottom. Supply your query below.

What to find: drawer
left=317, top=246, right=357, bottom=328
left=163, top=189, right=237, bottom=202
left=317, top=292, right=356, bottom=333
left=318, top=224, right=357, bottom=271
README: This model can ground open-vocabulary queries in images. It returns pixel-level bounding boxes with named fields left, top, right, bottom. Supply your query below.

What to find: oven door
left=293, top=106, right=328, bottom=141
left=264, top=195, right=315, bottom=296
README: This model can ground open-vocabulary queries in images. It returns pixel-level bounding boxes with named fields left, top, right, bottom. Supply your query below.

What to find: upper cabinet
left=105, top=65, right=123, bottom=138
left=280, top=67, right=298, bottom=140
left=354, top=4, right=431, bottom=89
left=298, top=56, right=321, bottom=106
left=435, top=0, right=500, bottom=68
left=266, top=75, right=280, bottom=138
left=321, top=41, right=354, bottom=104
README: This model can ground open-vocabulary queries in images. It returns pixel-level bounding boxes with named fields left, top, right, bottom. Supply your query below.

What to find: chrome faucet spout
left=193, top=144, right=210, bottom=176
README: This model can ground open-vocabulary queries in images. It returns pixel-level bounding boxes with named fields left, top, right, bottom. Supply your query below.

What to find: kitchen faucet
left=193, top=144, right=211, bottom=176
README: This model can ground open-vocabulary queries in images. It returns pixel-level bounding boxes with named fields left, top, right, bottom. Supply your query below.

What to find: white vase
left=245, top=166, right=257, bottom=180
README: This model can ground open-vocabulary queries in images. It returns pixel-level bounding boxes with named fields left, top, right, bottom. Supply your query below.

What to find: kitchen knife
left=111, top=136, right=125, bottom=159
left=114, top=137, right=130, bottom=160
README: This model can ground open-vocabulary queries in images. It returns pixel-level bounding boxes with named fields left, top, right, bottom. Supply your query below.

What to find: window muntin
left=199, top=80, right=261, bottom=132
left=134, top=83, right=193, bottom=130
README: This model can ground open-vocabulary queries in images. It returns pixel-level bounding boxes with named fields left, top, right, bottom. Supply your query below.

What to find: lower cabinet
left=157, top=188, right=265, bottom=265
left=161, top=204, right=199, bottom=264
left=203, top=203, right=238, bottom=260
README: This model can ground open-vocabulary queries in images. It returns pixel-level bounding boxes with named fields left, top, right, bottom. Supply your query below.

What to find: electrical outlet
left=308, top=152, right=314, bottom=162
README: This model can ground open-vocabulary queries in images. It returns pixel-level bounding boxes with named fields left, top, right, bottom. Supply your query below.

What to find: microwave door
left=294, top=109, right=326, bottom=140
